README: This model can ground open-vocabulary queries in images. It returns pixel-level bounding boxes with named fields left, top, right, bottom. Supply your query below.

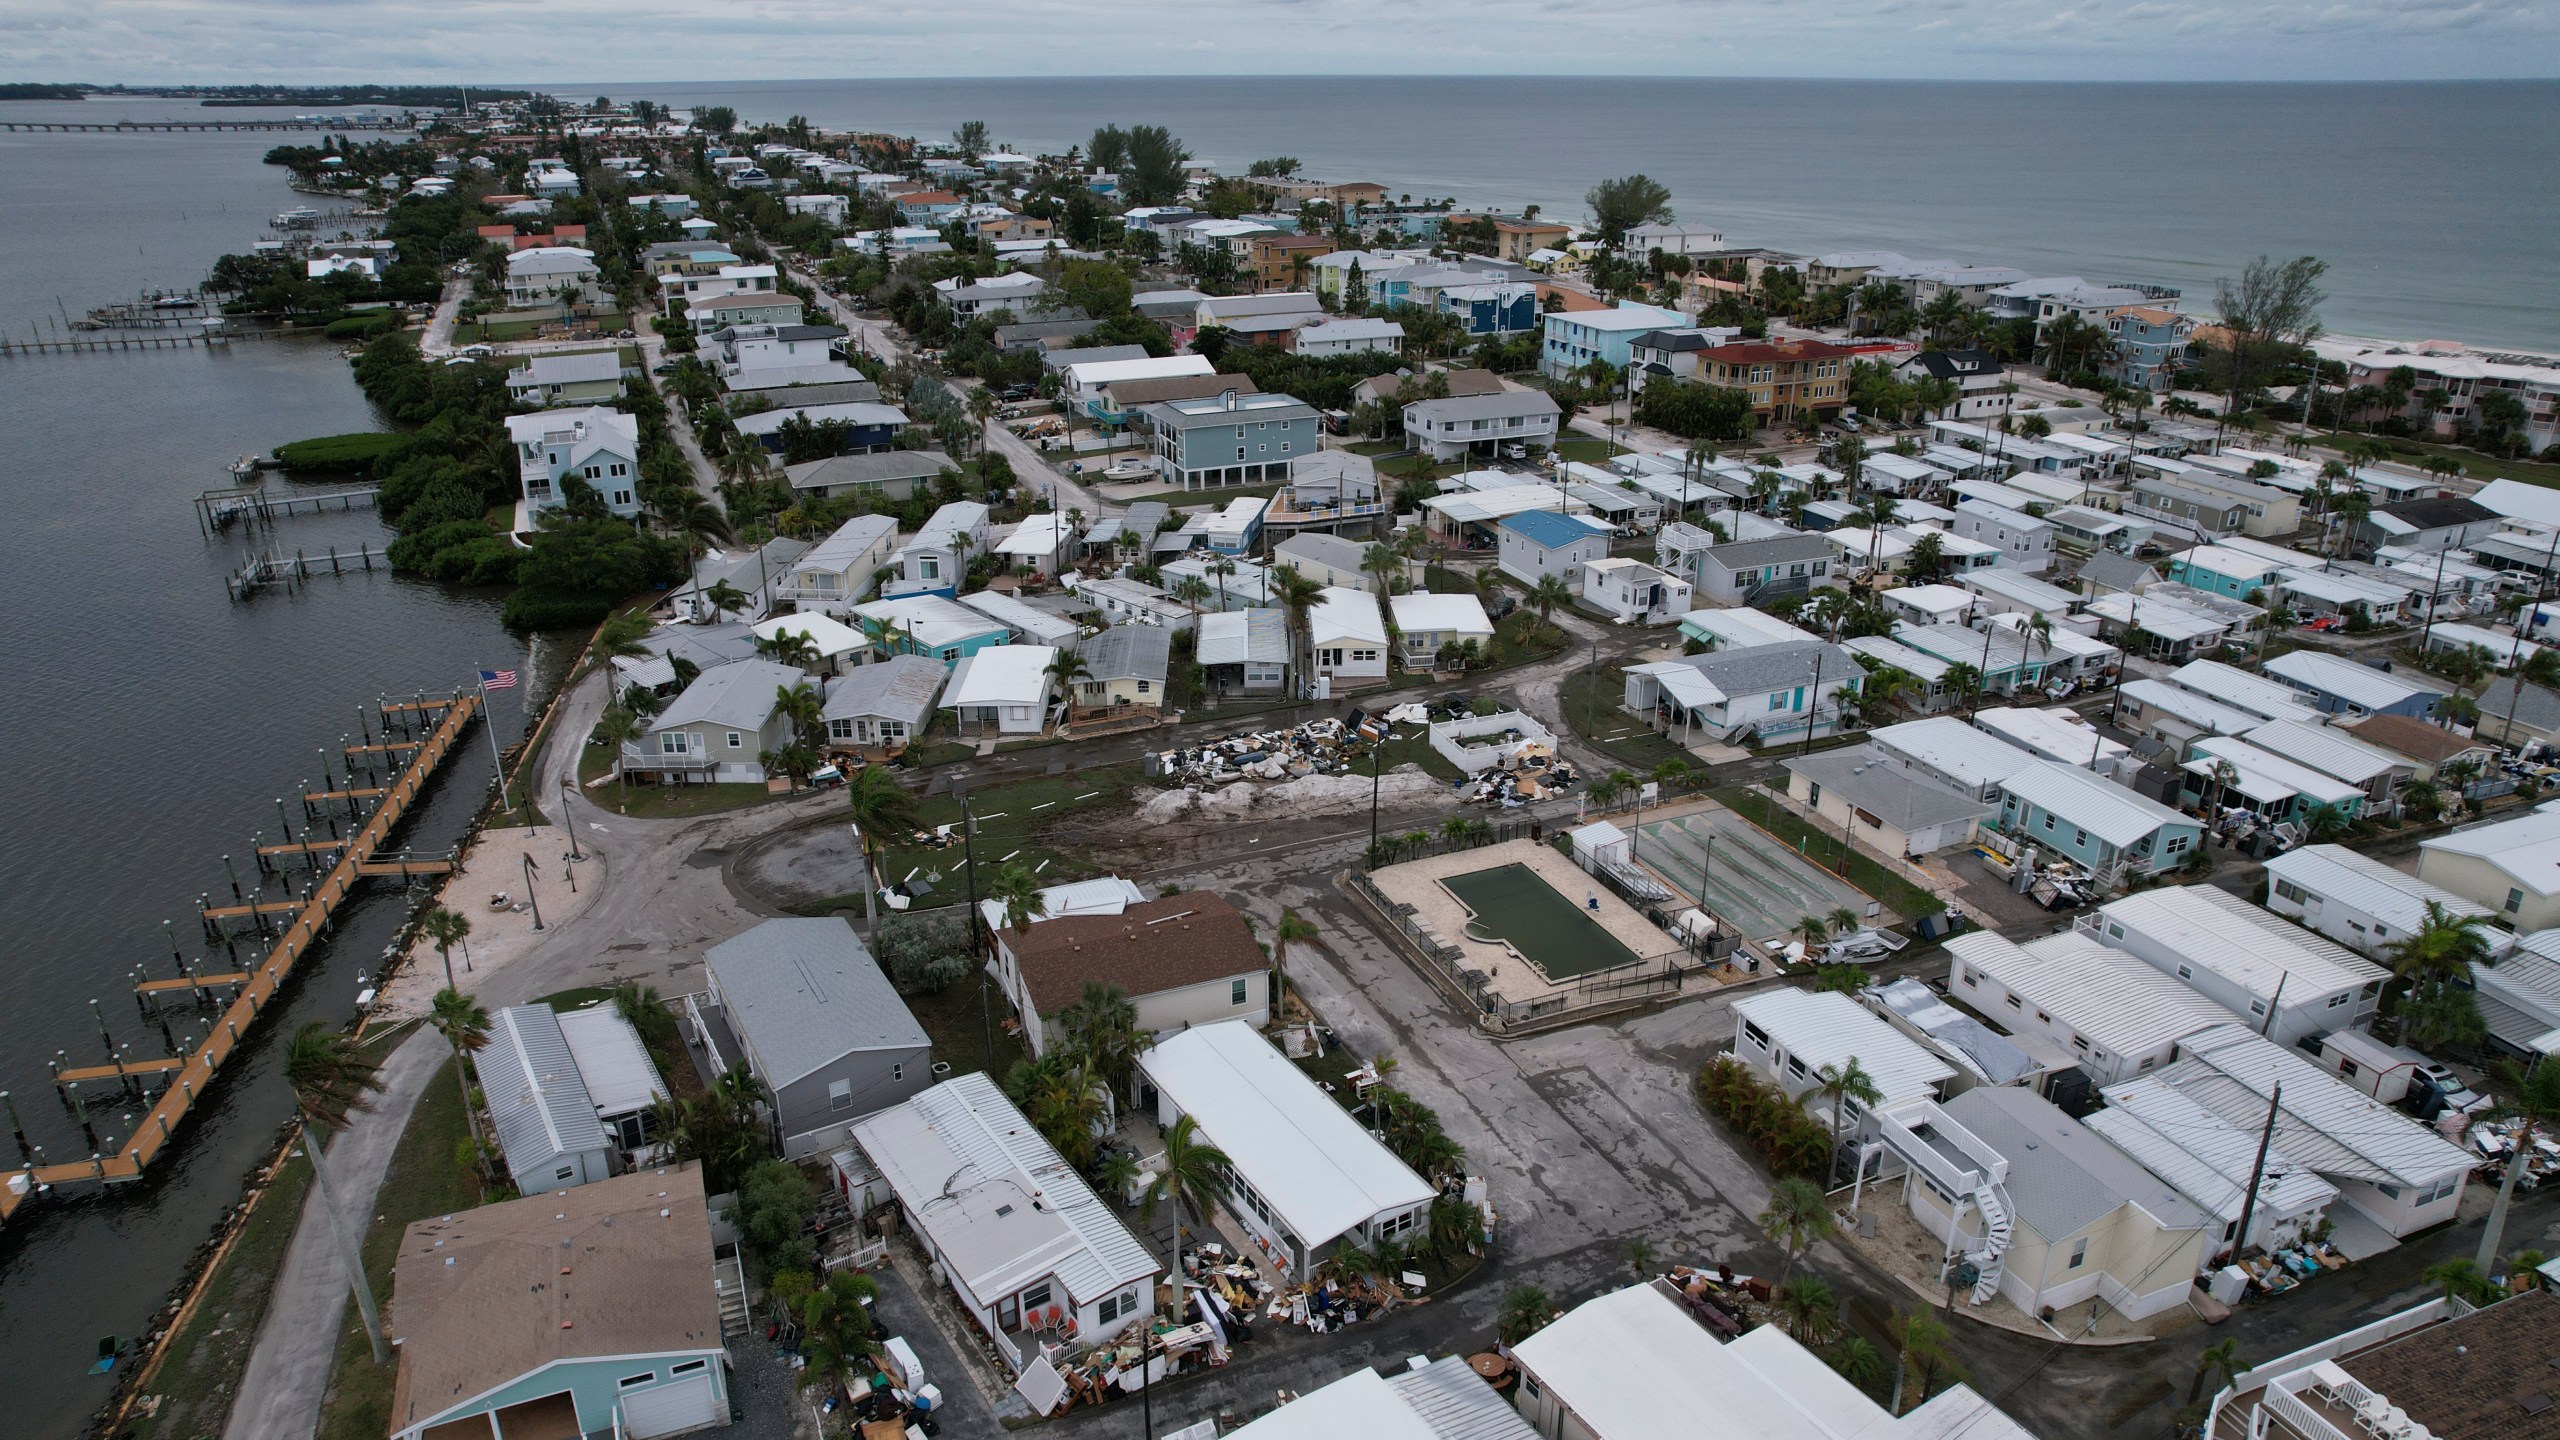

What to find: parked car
left=2405, top=1063, right=2492, bottom=1121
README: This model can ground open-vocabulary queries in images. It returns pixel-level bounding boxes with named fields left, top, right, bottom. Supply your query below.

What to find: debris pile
left=1456, top=741, right=1578, bottom=808
left=1136, top=769, right=1444, bottom=824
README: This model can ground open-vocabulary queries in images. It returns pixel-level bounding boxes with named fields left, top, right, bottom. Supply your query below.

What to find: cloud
left=11, top=0, right=2557, bottom=80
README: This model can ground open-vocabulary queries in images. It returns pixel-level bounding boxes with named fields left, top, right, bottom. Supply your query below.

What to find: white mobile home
left=2083, top=885, right=2388, bottom=1047
left=1944, top=930, right=2232, bottom=1087
left=2263, top=844, right=2494, bottom=960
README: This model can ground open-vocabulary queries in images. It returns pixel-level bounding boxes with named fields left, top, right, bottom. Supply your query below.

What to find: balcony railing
left=619, top=743, right=722, bottom=774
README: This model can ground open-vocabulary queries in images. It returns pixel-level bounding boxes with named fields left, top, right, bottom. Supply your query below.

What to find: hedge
left=273, top=431, right=408, bottom=474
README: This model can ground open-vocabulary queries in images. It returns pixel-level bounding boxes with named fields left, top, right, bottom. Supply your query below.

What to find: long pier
left=0, top=692, right=481, bottom=1222
left=196, top=483, right=379, bottom=535
left=0, top=328, right=281, bottom=358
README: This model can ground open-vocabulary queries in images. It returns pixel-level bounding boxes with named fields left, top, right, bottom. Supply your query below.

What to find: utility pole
left=2230, top=1082, right=2283, bottom=1268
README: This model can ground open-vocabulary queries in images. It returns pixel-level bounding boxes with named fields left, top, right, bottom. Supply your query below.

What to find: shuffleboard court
left=1636, top=809, right=1876, bottom=941
left=1441, top=863, right=1645, bottom=980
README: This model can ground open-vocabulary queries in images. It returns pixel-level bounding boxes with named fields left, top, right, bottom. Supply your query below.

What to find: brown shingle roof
left=2342, top=712, right=2488, bottom=765
left=1355, top=367, right=1506, bottom=404
left=1104, top=373, right=1262, bottom=407
left=389, top=1164, right=719, bottom=1435
left=1004, top=891, right=1264, bottom=1014
left=2341, top=1290, right=2560, bottom=1440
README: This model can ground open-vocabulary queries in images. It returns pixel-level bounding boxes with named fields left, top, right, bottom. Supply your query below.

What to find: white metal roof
left=1947, top=930, right=2233, bottom=1060
left=555, top=1003, right=670, bottom=1120
left=1311, top=586, right=1388, bottom=646
left=1730, top=988, right=1954, bottom=1113
left=2167, top=660, right=2317, bottom=723
left=2154, top=1024, right=2475, bottom=1187
left=2189, top=737, right=2368, bottom=809
left=1512, top=1283, right=1938, bottom=1440
left=956, top=589, right=1082, bottom=646
left=1064, top=353, right=1214, bottom=387
left=2265, top=845, right=2491, bottom=934
left=2087, top=594, right=2225, bottom=645
left=2121, top=678, right=2261, bottom=734
left=1960, top=567, right=2078, bottom=613
left=2086, top=1076, right=2338, bottom=1226
left=1871, top=716, right=2037, bottom=791
left=2419, top=803, right=2560, bottom=898
left=1972, top=706, right=2127, bottom=769
left=995, top=512, right=1074, bottom=558
left=485, top=1004, right=611, bottom=1176
left=851, top=1072, right=1158, bottom=1306
left=2243, top=718, right=2406, bottom=786
left=2097, top=884, right=2388, bottom=1002
left=1884, top=583, right=1973, bottom=617
left=941, top=644, right=1057, bottom=707
left=1842, top=633, right=1953, bottom=682
left=977, top=875, right=1147, bottom=935
left=854, top=593, right=1007, bottom=651
left=1390, top=592, right=1493, bottom=636
left=1999, top=761, right=2190, bottom=846
left=750, top=611, right=867, bottom=658
left=1226, top=1358, right=1537, bottom=1440
left=1138, top=1022, right=1434, bottom=1250
left=1680, top=607, right=1820, bottom=649
left=2263, top=650, right=2439, bottom=710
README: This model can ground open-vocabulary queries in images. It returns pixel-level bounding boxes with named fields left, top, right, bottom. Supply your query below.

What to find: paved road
left=222, top=669, right=838, bottom=1440
left=418, top=274, right=468, bottom=357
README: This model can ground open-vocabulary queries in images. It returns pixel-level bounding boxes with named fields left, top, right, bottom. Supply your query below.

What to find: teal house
left=2164, top=544, right=2286, bottom=601
left=1994, top=760, right=2205, bottom=882
left=390, top=1163, right=731, bottom=1440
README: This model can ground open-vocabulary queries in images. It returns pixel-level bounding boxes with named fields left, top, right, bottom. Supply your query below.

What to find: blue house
left=2164, top=544, right=2286, bottom=601
left=1541, top=301, right=1686, bottom=379
left=1437, top=281, right=1540, bottom=337
left=1994, top=761, right=2204, bottom=881
left=2262, top=650, right=2444, bottom=721
left=387, top=1164, right=730, bottom=1440
left=733, top=400, right=909, bottom=456
left=2105, top=307, right=2195, bottom=392
left=852, top=593, right=1013, bottom=666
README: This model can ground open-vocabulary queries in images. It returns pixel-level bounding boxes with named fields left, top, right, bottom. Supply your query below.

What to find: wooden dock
left=0, top=327, right=283, bottom=358
left=0, top=120, right=409, bottom=133
left=195, top=483, right=378, bottom=535
left=225, top=542, right=388, bottom=600
left=0, top=692, right=481, bottom=1223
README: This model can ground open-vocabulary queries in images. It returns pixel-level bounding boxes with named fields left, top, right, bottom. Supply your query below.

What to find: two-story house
left=775, top=513, right=900, bottom=615
left=626, top=658, right=806, bottom=785
left=1690, top=338, right=1860, bottom=427
left=502, top=246, right=603, bottom=308
left=1403, top=388, right=1562, bottom=461
left=880, top=500, right=991, bottom=599
left=1136, top=390, right=1324, bottom=491
left=1232, top=232, right=1336, bottom=293
left=1681, top=533, right=1835, bottom=604
left=1540, top=300, right=1685, bottom=378
left=503, top=407, right=641, bottom=519
left=503, top=350, right=625, bottom=408
left=1893, top=348, right=2011, bottom=421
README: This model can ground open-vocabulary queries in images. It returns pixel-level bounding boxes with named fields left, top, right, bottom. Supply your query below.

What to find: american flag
left=477, top=668, right=519, bottom=691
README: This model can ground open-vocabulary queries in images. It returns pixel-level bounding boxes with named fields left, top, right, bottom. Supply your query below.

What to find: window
left=1785, top=1056, right=1808, bottom=1080
left=831, top=719, right=857, bottom=741
left=1019, top=1281, right=1054, bottom=1313
left=727, top=731, right=744, bottom=749
left=671, top=1360, right=708, bottom=1377
left=620, top=1371, right=659, bottom=1390
left=2175, top=964, right=2193, bottom=980
left=2042, top=813, right=2056, bottom=832
left=2376, top=1182, right=2402, bottom=1200
left=2248, top=1000, right=2267, bottom=1016
left=2005, top=993, right=2023, bottom=1011
left=2067, top=1239, right=2088, bottom=1270
left=1237, top=447, right=1248, bottom=461
left=2337, top=1056, right=2361, bottom=1079
left=1742, top=1021, right=1770, bottom=1050
left=660, top=732, right=689, bottom=755
left=557, top=1165, right=576, bottom=1180
left=1100, top=1288, right=1135, bottom=1324
left=2327, top=993, right=2351, bottom=1008
left=828, top=1078, right=854, bottom=1112
left=1958, top=966, right=1978, bottom=988
left=1232, top=977, right=1249, bottom=1005
left=2073, top=829, right=2087, bottom=847
left=2509, top=887, right=2526, bottom=914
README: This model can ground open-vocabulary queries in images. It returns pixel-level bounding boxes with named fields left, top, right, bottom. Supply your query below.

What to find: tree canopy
left=1586, top=174, right=1674, bottom=247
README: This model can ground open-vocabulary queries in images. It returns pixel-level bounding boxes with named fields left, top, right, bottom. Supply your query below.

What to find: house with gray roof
left=1403, top=388, right=1561, bottom=461
left=1274, top=530, right=1378, bottom=591
left=1198, top=608, right=1289, bottom=694
left=629, top=656, right=805, bottom=785
left=701, top=918, right=932, bottom=1158
left=1623, top=639, right=1860, bottom=745
left=482, top=1004, right=616, bottom=1192
left=1784, top=744, right=1993, bottom=857
left=1677, top=533, right=1836, bottom=604
left=776, top=513, right=900, bottom=614
left=784, top=448, right=955, bottom=503
left=504, top=350, right=625, bottom=407
left=1137, top=390, right=1325, bottom=490
left=1038, top=343, right=1151, bottom=372
left=820, top=652, right=944, bottom=751
left=1912, top=1086, right=2215, bottom=1322
left=1071, top=625, right=1173, bottom=711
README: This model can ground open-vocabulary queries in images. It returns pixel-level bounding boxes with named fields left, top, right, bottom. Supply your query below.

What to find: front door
left=998, top=1294, right=1021, bottom=1332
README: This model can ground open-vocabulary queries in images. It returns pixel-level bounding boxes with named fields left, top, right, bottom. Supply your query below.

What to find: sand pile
left=1134, top=766, right=1447, bottom=824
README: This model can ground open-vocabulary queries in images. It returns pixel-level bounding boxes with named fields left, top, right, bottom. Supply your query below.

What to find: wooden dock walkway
left=225, top=542, right=388, bottom=600
left=195, top=483, right=379, bottom=535
left=135, top=973, right=249, bottom=996
left=0, top=120, right=408, bottom=133
left=0, top=692, right=481, bottom=1222
left=0, top=327, right=280, bottom=358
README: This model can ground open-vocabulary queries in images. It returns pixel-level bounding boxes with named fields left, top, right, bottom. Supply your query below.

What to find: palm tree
left=429, top=988, right=494, bottom=1179
left=1809, top=1058, right=1883, bottom=1186
left=587, top=611, right=653, bottom=677
left=1046, top=648, right=1094, bottom=712
left=1527, top=573, right=1573, bottom=637
left=1830, top=1334, right=1885, bottom=1390
left=1168, top=574, right=1213, bottom=615
left=2423, top=1257, right=2498, bottom=1305
left=592, top=705, right=643, bottom=812
left=1141, top=1113, right=1232, bottom=1297
left=1758, top=1176, right=1837, bottom=1287
left=1270, top=909, right=1318, bottom=1018
left=989, top=861, right=1046, bottom=933
left=1942, top=661, right=1982, bottom=715
left=2475, top=1056, right=2560, bottom=1274
left=843, top=766, right=919, bottom=938
left=418, top=905, right=472, bottom=987
left=2186, top=1338, right=2244, bottom=1408
left=649, top=489, right=732, bottom=558
left=1795, top=914, right=1833, bottom=952
left=1060, top=981, right=1141, bottom=1098
left=1887, top=1309, right=1961, bottom=1415
left=1361, top=542, right=1402, bottom=597
left=285, top=1023, right=390, bottom=1362
left=774, top=681, right=825, bottom=758
left=754, top=627, right=822, bottom=671
left=1272, top=567, right=1326, bottom=697
left=1497, top=1283, right=1554, bottom=1345
left=700, top=578, right=751, bottom=620
left=1777, top=1273, right=1840, bottom=1344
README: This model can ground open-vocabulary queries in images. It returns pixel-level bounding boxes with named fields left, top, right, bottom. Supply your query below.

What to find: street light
left=561, top=779, right=584, bottom=862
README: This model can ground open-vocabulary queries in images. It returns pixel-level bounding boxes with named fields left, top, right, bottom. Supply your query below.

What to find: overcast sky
left=12, top=0, right=2558, bottom=82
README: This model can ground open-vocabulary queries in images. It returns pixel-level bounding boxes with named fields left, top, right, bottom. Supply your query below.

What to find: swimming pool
left=1440, top=863, right=1646, bottom=980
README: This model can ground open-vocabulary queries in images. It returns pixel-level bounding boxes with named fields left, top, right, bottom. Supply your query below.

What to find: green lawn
left=1555, top=437, right=1617, bottom=463
left=125, top=1148, right=317, bottom=1440
left=2312, top=430, right=2560, bottom=488
left=575, top=719, right=783, bottom=819
left=313, top=1055, right=487, bottom=1440
left=814, top=765, right=1146, bottom=911
left=1709, top=784, right=1941, bottom=921
left=1560, top=666, right=1695, bottom=770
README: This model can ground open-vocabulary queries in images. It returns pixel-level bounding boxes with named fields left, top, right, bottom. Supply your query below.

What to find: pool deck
left=1367, top=839, right=1683, bottom=1011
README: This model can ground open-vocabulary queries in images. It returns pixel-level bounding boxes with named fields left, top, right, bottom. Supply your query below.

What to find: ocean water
left=0, top=100, right=561, bottom=1438
left=588, top=75, right=2560, bottom=351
